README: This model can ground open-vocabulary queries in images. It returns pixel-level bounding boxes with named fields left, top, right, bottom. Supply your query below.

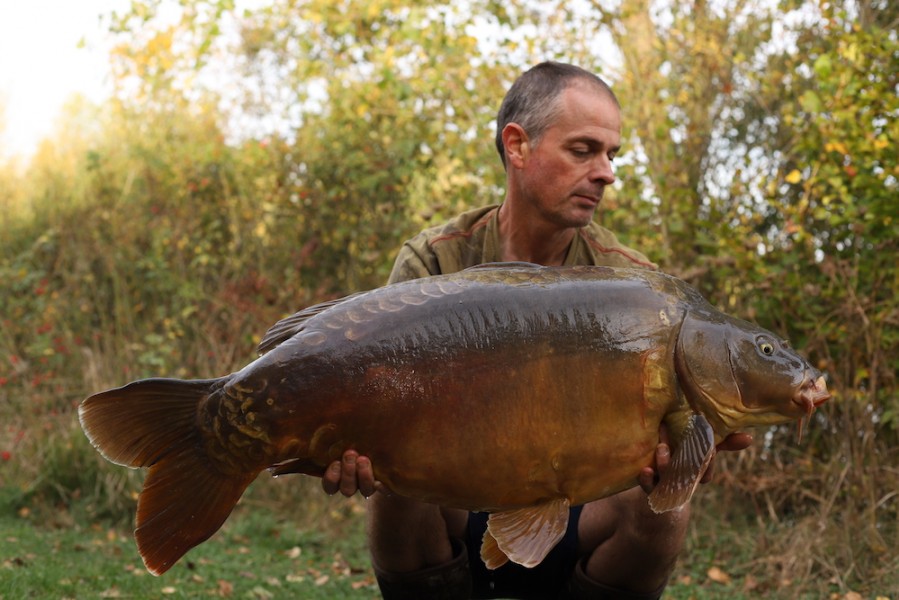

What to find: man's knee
left=576, top=491, right=689, bottom=594
left=367, top=494, right=466, bottom=573
left=567, top=556, right=666, bottom=600
left=373, top=537, right=472, bottom=600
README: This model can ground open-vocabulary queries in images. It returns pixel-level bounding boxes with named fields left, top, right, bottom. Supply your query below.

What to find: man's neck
left=496, top=203, right=577, bottom=266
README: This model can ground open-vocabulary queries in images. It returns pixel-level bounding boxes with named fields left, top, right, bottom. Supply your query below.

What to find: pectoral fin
left=268, top=458, right=326, bottom=478
left=481, top=497, right=569, bottom=569
left=648, top=413, right=715, bottom=513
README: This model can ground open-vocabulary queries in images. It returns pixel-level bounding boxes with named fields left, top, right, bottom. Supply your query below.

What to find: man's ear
left=502, top=123, right=529, bottom=168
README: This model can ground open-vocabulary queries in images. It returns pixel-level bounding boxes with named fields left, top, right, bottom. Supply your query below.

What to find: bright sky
left=0, top=0, right=121, bottom=160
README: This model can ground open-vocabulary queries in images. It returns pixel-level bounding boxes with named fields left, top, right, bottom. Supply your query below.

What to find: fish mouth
left=793, top=374, right=830, bottom=417
left=792, top=374, right=829, bottom=442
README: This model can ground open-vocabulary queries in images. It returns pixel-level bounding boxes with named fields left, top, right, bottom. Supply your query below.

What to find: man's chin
left=563, top=207, right=599, bottom=228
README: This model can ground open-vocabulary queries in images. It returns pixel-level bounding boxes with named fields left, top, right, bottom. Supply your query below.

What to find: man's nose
left=590, top=155, right=615, bottom=185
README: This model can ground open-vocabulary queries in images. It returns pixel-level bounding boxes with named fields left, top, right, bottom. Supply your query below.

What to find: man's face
left=516, top=82, right=621, bottom=229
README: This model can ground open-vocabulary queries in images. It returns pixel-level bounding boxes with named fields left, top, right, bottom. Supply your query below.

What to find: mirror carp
left=79, top=264, right=829, bottom=575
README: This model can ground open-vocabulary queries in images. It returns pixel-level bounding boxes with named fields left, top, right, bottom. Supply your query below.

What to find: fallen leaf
left=217, top=579, right=234, bottom=597
left=352, top=577, right=375, bottom=590
left=707, top=566, right=732, bottom=584
left=250, top=586, right=274, bottom=599
left=844, top=593, right=862, bottom=600
left=314, top=574, right=330, bottom=586
left=160, top=586, right=177, bottom=595
left=286, top=546, right=302, bottom=559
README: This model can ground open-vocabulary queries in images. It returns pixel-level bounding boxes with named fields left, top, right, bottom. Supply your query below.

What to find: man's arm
left=387, top=242, right=440, bottom=284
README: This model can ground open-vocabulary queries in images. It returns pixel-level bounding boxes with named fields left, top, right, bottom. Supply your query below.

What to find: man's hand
left=321, top=449, right=382, bottom=498
left=637, top=425, right=753, bottom=494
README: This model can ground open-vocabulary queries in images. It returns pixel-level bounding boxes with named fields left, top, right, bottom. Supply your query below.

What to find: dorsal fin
left=463, top=261, right=543, bottom=271
left=257, top=292, right=367, bottom=354
left=259, top=264, right=542, bottom=354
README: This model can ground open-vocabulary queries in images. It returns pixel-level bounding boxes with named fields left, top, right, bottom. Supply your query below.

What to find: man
left=321, top=62, right=750, bottom=599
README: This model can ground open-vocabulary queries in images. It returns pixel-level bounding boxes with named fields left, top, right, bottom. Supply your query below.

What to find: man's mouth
left=573, top=192, right=602, bottom=205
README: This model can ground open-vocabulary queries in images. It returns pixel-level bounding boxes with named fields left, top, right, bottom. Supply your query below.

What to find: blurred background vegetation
left=1, top=0, right=896, bottom=597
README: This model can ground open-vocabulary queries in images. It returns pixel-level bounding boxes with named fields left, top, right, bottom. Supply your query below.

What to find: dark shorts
left=466, top=506, right=584, bottom=600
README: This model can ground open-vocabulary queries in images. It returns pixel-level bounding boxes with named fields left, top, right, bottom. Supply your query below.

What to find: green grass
left=0, top=480, right=379, bottom=600
left=2, top=462, right=897, bottom=600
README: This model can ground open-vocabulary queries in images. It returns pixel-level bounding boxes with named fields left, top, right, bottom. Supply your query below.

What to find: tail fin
left=79, top=378, right=258, bottom=575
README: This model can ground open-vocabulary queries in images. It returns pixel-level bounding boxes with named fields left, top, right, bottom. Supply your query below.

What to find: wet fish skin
left=79, top=264, right=829, bottom=575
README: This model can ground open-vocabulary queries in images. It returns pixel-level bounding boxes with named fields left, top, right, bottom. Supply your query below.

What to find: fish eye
left=760, top=342, right=775, bottom=355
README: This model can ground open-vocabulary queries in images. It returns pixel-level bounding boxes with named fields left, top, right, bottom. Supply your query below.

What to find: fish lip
left=792, top=374, right=830, bottom=414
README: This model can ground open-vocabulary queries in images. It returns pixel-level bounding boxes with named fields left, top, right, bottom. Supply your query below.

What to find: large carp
left=79, top=264, right=829, bottom=576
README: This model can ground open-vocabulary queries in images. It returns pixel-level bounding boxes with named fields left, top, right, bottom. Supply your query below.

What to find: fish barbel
left=79, top=264, right=829, bottom=575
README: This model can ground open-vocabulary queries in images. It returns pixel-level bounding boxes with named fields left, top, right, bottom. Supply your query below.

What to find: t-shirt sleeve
left=387, top=239, right=441, bottom=284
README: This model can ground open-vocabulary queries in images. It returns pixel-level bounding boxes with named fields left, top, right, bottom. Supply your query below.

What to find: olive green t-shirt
left=388, top=205, right=656, bottom=284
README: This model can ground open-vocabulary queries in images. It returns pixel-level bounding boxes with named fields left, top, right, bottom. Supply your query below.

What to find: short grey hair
left=495, top=62, right=619, bottom=167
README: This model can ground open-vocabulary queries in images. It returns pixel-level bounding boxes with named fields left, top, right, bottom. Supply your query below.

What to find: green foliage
left=592, top=15, right=898, bottom=585
left=750, top=13, right=898, bottom=582
left=595, top=0, right=778, bottom=270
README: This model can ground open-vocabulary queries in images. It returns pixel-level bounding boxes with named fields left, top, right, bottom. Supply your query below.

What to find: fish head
left=675, top=310, right=830, bottom=435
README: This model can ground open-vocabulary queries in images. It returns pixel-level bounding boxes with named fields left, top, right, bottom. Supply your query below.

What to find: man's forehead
left=552, top=84, right=621, bottom=136
left=559, top=82, right=620, bottom=116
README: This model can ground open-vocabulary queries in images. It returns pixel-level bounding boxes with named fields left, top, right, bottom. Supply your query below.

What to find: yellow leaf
left=825, top=141, right=849, bottom=155
left=785, top=169, right=802, bottom=184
